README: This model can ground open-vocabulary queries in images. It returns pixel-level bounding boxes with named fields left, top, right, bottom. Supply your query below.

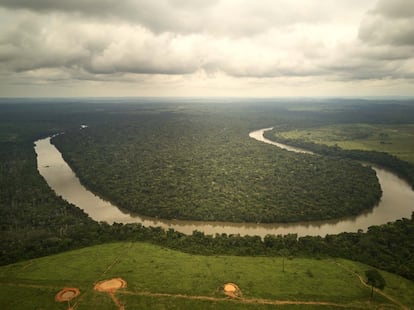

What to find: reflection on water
left=34, top=129, right=414, bottom=237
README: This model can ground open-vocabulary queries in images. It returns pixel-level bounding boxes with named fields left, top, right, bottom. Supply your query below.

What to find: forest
left=52, top=106, right=381, bottom=223
left=0, top=98, right=414, bottom=282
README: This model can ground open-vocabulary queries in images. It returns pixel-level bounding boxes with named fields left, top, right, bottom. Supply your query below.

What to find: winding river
left=34, top=128, right=414, bottom=237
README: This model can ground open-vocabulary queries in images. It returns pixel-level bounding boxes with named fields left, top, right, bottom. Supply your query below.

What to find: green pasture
left=1, top=242, right=413, bottom=309
left=278, top=124, right=414, bottom=164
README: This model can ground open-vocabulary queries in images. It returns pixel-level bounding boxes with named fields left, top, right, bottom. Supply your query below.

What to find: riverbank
left=35, top=128, right=414, bottom=237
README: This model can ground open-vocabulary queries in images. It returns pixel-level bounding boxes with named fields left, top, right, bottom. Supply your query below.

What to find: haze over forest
left=0, top=0, right=413, bottom=98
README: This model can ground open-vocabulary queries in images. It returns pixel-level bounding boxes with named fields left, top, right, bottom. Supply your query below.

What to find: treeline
left=4, top=209, right=413, bottom=281
left=52, top=112, right=381, bottom=223
left=263, top=131, right=414, bottom=189
left=106, top=214, right=414, bottom=281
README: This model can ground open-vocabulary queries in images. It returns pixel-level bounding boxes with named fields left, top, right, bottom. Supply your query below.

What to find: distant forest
left=1, top=98, right=413, bottom=281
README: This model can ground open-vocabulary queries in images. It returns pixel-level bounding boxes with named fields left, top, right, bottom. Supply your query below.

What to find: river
left=34, top=128, right=414, bottom=237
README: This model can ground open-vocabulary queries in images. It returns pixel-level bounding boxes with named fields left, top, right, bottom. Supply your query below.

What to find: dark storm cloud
left=0, top=0, right=218, bottom=13
left=345, top=0, right=414, bottom=81
left=1, top=0, right=278, bottom=38
left=0, top=0, right=153, bottom=18
left=322, top=42, right=414, bottom=81
left=373, top=0, right=414, bottom=18
left=0, top=0, right=211, bottom=34
left=359, top=0, right=414, bottom=46
left=0, top=0, right=343, bottom=37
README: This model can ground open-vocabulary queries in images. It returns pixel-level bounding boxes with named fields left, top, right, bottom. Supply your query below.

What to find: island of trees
left=52, top=109, right=381, bottom=223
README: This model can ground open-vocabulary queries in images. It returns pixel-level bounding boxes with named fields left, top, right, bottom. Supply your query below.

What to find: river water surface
left=35, top=128, right=414, bottom=237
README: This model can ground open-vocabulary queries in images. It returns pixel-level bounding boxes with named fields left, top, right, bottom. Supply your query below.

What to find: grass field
left=277, top=124, right=414, bottom=164
left=1, top=242, right=413, bottom=309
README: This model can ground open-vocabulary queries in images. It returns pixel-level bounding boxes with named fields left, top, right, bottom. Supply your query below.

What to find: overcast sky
left=0, top=0, right=413, bottom=97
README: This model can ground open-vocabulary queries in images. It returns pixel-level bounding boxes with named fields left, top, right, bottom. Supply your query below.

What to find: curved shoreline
left=34, top=128, right=414, bottom=237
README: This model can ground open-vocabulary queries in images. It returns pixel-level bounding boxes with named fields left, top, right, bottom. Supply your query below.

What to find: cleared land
left=1, top=242, right=413, bottom=309
left=276, top=124, right=414, bottom=164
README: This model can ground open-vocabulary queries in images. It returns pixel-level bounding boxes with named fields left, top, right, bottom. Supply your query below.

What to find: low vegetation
left=264, top=123, right=414, bottom=188
left=273, top=124, right=414, bottom=164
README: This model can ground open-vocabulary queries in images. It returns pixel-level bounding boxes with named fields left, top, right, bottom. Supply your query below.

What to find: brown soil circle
left=55, top=287, right=80, bottom=302
left=94, top=278, right=127, bottom=292
left=223, top=282, right=242, bottom=298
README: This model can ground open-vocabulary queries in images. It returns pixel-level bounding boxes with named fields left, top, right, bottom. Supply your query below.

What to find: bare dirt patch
left=55, top=287, right=80, bottom=302
left=94, top=278, right=127, bottom=310
left=94, top=278, right=127, bottom=292
left=223, top=282, right=242, bottom=298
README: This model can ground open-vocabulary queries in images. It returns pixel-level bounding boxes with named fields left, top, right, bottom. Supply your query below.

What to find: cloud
left=0, top=0, right=413, bottom=96
left=0, top=0, right=373, bottom=37
left=322, top=41, right=414, bottom=81
left=0, top=0, right=208, bottom=35
left=359, top=0, right=414, bottom=46
left=0, top=12, right=203, bottom=75
left=0, top=8, right=334, bottom=79
left=319, top=0, right=414, bottom=81
left=373, top=0, right=414, bottom=18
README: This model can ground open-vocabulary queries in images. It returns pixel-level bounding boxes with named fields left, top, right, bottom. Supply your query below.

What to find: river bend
left=34, top=128, right=414, bottom=237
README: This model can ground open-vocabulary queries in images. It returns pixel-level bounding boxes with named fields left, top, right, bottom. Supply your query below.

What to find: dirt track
left=120, top=289, right=358, bottom=308
left=335, top=261, right=408, bottom=310
left=0, top=280, right=402, bottom=309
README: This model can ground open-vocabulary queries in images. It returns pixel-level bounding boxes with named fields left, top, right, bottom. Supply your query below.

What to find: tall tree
left=365, top=269, right=386, bottom=299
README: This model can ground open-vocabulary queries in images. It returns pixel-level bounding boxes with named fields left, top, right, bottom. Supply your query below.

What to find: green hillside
left=1, top=242, right=413, bottom=309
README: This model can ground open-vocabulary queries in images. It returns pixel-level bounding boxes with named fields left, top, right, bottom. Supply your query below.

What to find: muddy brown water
left=35, top=128, right=414, bottom=237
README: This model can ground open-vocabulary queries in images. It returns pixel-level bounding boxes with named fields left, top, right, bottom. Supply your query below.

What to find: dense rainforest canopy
left=52, top=109, right=381, bottom=223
